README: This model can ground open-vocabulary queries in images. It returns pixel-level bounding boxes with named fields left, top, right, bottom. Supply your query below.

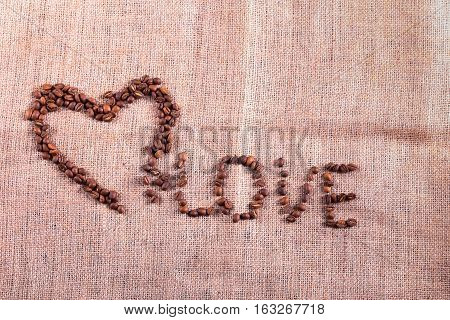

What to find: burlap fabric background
left=0, top=0, right=448, bottom=300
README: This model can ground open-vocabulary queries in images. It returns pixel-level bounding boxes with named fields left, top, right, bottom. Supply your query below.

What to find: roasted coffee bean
left=174, top=191, right=184, bottom=201
left=303, top=183, right=312, bottom=194
left=331, top=193, right=338, bottom=203
left=301, top=194, right=309, bottom=203
left=277, top=180, right=287, bottom=187
left=277, top=187, right=287, bottom=196
left=336, top=219, right=347, bottom=228
left=179, top=206, right=189, bottom=214
left=216, top=197, right=226, bottom=206
left=347, top=163, right=358, bottom=171
left=178, top=151, right=188, bottom=161
left=324, top=194, right=331, bottom=205
left=346, top=218, right=357, bottom=227
left=117, top=205, right=126, bottom=214
left=338, top=164, right=349, bottom=173
left=65, top=169, right=74, bottom=178
left=325, top=206, right=335, bottom=213
left=324, top=180, right=334, bottom=187
left=291, top=210, right=301, bottom=218
left=294, top=203, right=307, bottom=211
left=274, top=157, right=285, bottom=167
left=253, top=193, right=264, bottom=201
left=280, top=170, right=289, bottom=177
left=326, top=219, right=337, bottom=227
left=306, top=173, right=314, bottom=181
left=240, top=212, right=251, bottom=220
left=326, top=211, right=336, bottom=220
left=286, top=216, right=296, bottom=223
left=188, top=210, right=198, bottom=217
left=249, top=210, right=258, bottom=219
left=278, top=196, right=289, bottom=206
left=143, top=176, right=151, bottom=185
left=338, top=193, right=346, bottom=202
left=259, top=188, right=269, bottom=197
left=179, top=199, right=188, bottom=207
left=310, top=166, right=319, bottom=174
left=224, top=200, right=233, bottom=210
left=214, top=186, right=223, bottom=196
left=254, top=179, right=266, bottom=187
left=346, top=193, right=357, bottom=201
left=322, top=172, right=333, bottom=182
left=145, top=189, right=157, bottom=197
left=323, top=186, right=332, bottom=193
left=232, top=213, right=240, bottom=223
left=249, top=201, right=262, bottom=209
left=198, top=208, right=207, bottom=216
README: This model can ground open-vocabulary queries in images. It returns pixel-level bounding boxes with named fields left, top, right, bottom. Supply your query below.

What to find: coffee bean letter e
left=322, top=163, right=359, bottom=228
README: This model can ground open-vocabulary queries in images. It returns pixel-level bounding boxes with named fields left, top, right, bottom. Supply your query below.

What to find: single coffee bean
left=254, top=179, right=266, bottom=187
left=301, top=194, right=309, bottom=203
left=277, top=187, right=287, bottom=196
left=65, top=169, right=74, bottom=178
left=249, top=210, right=258, bottom=219
left=323, top=186, right=332, bottom=193
left=259, top=188, right=269, bottom=197
left=240, top=212, right=251, bottom=220
left=346, top=193, right=357, bottom=201
left=310, top=166, right=319, bottom=174
left=174, top=191, right=184, bottom=201
left=303, top=183, right=312, bottom=194
left=331, top=193, right=338, bottom=203
left=322, top=172, right=333, bottom=182
left=326, top=212, right=336, bottom=220
left=278, top=196, right=289, bottom=206
left=347, top=163, right=358, bottom=171
left=306, top=173, right=314, bottom=182
left=178, top=151, right=188, bottom=161
left=325, top=206, right=335, bottom=213
left=326, top=219, right=337, bottom=227
left=179, top=206, right=189, bottom=214
left=338, top=164, right=349, bottom=173
left=336, top=219, right=347, bottom=228
left=274, top=157, right=285, bottom=167
left=253, top=193, right=264, bottom=201
left=291, top=210, right=301, bottom=218
left=294, top=203, right=307, bottom=211
left=277, top=179, right=287, bottom=187
left=145, top=189, right=156, bottom=197
left=324, top=194, right=331, bottom=204
left=214, top=186, right=223, bottom=196
left=224, top=199, right=233, bottom=209
left=188, top=210, right=198, bottom=217
left=143, top=176, right=151, bottom=185
left=198, top=208, right=207, bottom=216
left=346, top=218, right=357, bottom=227
left=179, top=199, right=187, bottom=207
left=232, top=213, right=240, bottom=223
left=117, top=205, right=125, bottom=214
left=280, top=170, right=289, bottom=177
left=286, top=216, right=296, bottom=223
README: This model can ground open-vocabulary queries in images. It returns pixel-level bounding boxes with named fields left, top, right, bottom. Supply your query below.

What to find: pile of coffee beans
left=25, top=76, right=179, bottom=213
left=321, top=163, right=359, bottom=228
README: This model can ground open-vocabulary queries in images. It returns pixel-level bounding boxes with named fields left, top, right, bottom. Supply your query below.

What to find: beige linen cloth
left=0, top=0, right=448, bottom=299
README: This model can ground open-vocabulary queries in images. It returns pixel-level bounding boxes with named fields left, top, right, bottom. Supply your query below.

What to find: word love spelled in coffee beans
left=26, top=76, right=360, bottom=227
left=25, top=76, right=179, bottom=214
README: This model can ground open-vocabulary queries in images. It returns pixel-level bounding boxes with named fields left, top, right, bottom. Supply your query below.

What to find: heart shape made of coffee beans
left=24, top=75, right=179, bottom=214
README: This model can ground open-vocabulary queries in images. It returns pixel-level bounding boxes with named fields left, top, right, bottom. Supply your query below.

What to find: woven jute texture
left=0, top=0, right=448, bottom=300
